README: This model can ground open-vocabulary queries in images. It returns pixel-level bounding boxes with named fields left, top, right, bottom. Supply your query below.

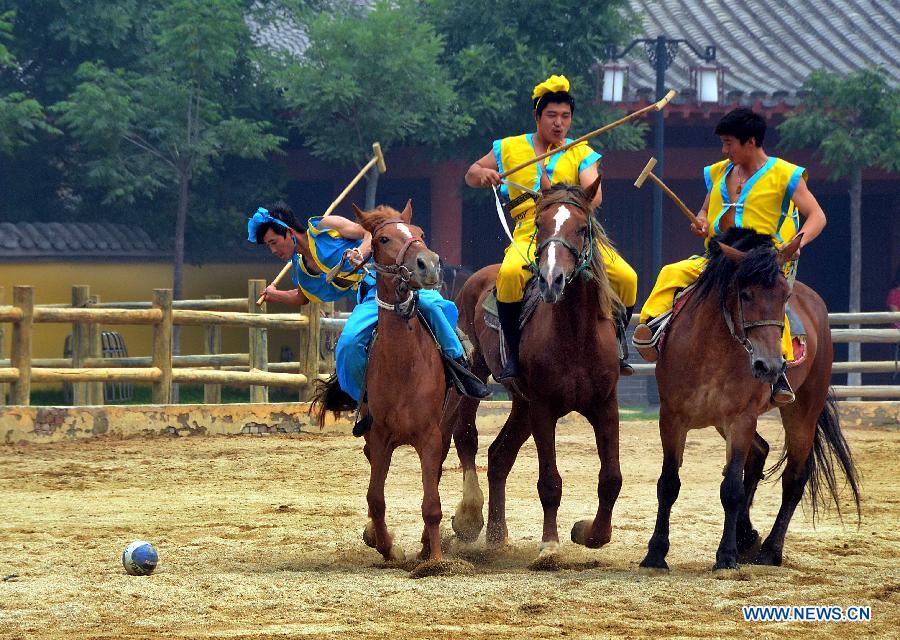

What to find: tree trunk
left=364, top=164, right=379, bottom=210
left=847, top=166, right=862, bottom=387
left=171, top=166, right=190, bottom=403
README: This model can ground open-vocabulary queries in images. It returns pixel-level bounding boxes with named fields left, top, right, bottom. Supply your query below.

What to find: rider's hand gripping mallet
left=257, top=142, right=387, bottom=306
left=633, top=157, right=705, bottom=233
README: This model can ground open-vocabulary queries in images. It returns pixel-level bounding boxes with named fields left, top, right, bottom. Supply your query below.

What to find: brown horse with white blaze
left=640, top=227, right=861, bottom=572
left=316, top=201, right=453, bottom=565
left=449, top=179, right=623, bottom=564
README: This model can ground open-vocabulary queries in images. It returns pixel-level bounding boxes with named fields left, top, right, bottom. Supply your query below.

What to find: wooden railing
left=0, top=282, right=897, bottom=405
left=0, top=281, right=332, bottom=406
left=623, top=312, right=900, bottom=399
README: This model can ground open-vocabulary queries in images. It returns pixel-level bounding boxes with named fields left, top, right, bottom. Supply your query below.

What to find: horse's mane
left=536, top=184, right=617, bottom=319
left=691, top=227, right=783, bottom=312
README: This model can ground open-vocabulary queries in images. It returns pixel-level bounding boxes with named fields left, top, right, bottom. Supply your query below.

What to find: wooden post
left=203, top=294, right=223, bottom=404
left=10, top=285, right=34, bottom=405
left=299, top=302, right=321, bottom=402
left=0, top=286, right=6, bottom=406
left=88, top=294, right=104, bottom=405
left=248, top=280, right=268, bottom=403
left=151, top=289, right=173, bottom=404
left=71, top=285, right=90, bottom=406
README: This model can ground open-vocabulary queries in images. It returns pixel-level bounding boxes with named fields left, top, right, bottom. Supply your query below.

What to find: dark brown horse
left=640, top=227, right=861, bottom=572
left=316, top=201, right=453, bottom=565
left=449, top=180, right=623, bottom=564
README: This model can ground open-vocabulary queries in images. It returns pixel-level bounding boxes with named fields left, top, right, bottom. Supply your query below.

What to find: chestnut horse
left=640, top=227, right=861, bottom=572
left=449, top=180, right=623, bottom=564
left=316, top=202, right=452, bottom=565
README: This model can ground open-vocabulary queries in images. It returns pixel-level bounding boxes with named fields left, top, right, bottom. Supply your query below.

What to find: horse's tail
left=308, top=374, right=357, bottom=429
left=765, top=391, right=861, bottom=524
left=806, top=391, right=862, bottom=524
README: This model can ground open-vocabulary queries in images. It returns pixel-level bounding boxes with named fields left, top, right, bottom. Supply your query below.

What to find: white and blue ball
left=122, top=540, right=159, bottom=576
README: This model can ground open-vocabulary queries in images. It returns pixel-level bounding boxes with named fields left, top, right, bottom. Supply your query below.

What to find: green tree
left=421, top=0, right=646, bottom=155
left=778, top=67, right=900, bottom=383
left=54, top=0, right=285, bottom=302
left=278, top=0, right=472, bottom=209
left=0, top=10, right=57, bottom=153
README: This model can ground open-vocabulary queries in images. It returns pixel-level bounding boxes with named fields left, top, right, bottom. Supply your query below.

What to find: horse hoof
left=570, top=520, right=609, bottom=548
left=737, top=531, right=762, bottom=563
left=409, top=558, right=474, bottom=579
left=753, top=548, right=783, bottom=566
left=529, top=542, right=562, bottom=572
left=638, top=557, right=670, bottom=574
left=362, top=521, right=376, bottom=548
left=713, top=560, right=740, bottom=572
left=387, top=545, right=406, bottom=564
left=451, top=509, right=484, bottom=544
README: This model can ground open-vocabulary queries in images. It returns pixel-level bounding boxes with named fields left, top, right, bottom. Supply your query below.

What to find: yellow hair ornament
left=532, top=74, right=571, bottom=102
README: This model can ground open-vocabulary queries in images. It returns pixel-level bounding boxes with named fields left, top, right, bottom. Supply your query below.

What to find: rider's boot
left=352, top=392, right=372, bottom=437
left=444, top=355, right=491, bottom=398
left=616, top=305, right=635, bottom=376
left=496, top=300, right=523, bottom=380
left=632, top=319, right=659, bottom=363
left=771, top=372, right=795, bottom=407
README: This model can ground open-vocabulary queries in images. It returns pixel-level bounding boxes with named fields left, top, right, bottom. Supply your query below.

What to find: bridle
left=723, top=270, right=786, bottom=357
left=532, top=198, right=595, bottom=283
left=369, top=217, right=430, bottom=319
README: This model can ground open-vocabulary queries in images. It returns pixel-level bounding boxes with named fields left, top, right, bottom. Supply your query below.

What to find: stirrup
left=352, top=412, right=372, bottom=437
left=445, top=356, right=490, bottom=398
left=498, top=357, right=521, bottom=381
left=632, top=323, right=659, bottom=363
left=619, top=359, right=634, bottom=376
left=771, top=374, right=795, bottom=407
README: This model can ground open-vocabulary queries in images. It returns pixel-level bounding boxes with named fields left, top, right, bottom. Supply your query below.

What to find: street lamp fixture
left=601, top=36, right=718, bottom=278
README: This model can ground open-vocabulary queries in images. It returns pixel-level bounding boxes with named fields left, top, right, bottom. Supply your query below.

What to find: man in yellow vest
left=633, top=108, right=828, bottom=405
left=464, top=74, right=638, bottom=380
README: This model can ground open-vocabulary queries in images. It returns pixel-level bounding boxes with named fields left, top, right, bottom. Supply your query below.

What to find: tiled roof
left=622, top=0, right=899, bottom=104
left=0, top=222, right=169, bottom=260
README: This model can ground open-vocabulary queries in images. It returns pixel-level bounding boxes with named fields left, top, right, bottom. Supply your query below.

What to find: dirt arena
left=1, top=410, right=897, bottom=639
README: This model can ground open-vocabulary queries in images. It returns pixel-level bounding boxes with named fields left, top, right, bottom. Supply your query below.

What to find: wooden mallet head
left=634, top=158, right=658, bottom=188
left=373, top=142, right=386, bottom=174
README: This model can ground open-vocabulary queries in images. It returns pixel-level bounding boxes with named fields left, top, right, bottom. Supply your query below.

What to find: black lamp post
left=603, top=36, right=717, bottom=276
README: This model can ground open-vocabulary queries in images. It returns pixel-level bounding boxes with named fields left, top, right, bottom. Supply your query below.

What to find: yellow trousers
left=640, top=255, right=793, bottom=359
left=496, top=215, right=638, bottom=307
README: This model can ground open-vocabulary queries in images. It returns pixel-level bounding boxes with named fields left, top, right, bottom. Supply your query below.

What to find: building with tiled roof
left=0, top=222, right=168, bottom=261
left=617, top=0, right=898, bottom=106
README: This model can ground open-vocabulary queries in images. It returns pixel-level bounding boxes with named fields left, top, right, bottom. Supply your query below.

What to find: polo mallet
left=257, top=142, right=387, bottom=306
left=634, top=157, right=705, bottom=233
left=498, top=89, right=677, bottom=179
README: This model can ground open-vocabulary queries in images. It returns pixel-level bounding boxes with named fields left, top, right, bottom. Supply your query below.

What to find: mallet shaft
left=499, top=89, right=676, bottom=179
left=647, top=172, right=703, bottom=229
left=258, top=143, right=387, bottom=305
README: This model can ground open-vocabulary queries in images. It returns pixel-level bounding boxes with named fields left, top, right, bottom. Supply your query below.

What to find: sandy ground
left=0, top=411, right=897, bottom=639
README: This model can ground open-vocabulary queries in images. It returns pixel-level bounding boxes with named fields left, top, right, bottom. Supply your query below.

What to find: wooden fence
left=0, top=282, right=897, bottom=405
left=0, top=281, right=334, bottom=406
left=623, top=312, right=900, bottom=399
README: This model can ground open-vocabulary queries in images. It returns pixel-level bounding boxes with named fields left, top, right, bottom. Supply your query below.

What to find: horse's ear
left=352, top=203, right=375, bottom=232
left=583, top=174, right=602, bottom=202
left=400, top=199, right=413, bottom=223
left=777, top=233, right=803, bottom=267
left=718, top=241, right=746, bottom=264
left=539, top=170, right=552, bottom=196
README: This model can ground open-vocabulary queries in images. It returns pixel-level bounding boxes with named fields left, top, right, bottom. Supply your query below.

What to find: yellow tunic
left=640, top=157, right=808, bottom=358
left=493, top=134, right=637, bottom=306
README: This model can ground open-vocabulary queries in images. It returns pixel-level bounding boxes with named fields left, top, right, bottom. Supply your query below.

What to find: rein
left=533, top=198, right=595, bottom=282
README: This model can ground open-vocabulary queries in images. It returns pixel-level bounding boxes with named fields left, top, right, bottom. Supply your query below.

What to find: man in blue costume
left=248, top=202, right=489, bottom=435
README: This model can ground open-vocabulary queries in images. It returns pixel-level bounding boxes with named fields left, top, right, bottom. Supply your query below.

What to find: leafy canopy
left=778, top=67, right=900, bottom=179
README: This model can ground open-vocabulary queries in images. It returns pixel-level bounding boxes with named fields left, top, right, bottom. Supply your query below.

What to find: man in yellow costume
left=633, top=108, right=828, bottom=405
left=465, top=74, right=638, bottom=380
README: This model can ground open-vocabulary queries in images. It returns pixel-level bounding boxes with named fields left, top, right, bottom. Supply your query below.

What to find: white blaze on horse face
left=395, top=224, right=413, bottom=239
left=546, top=205, right=572, bottom=274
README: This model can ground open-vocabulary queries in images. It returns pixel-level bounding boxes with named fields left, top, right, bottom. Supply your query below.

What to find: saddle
left=653, top=286, right=807, bottom=367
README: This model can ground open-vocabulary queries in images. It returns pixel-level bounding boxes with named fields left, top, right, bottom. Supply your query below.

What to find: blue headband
left=247, top=207, right=292, bottom=243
